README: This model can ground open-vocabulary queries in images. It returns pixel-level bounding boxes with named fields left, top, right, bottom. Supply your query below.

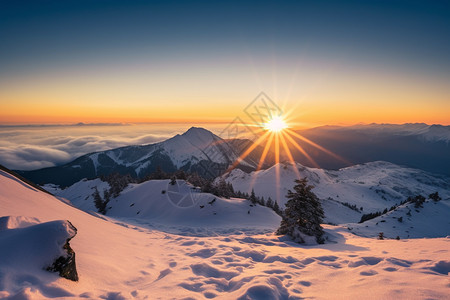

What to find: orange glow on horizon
left=1, top=94, right=449, bottom=126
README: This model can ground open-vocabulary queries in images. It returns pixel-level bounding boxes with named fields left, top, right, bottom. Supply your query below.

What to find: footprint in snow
left=360, top=270, right=378, bottom=276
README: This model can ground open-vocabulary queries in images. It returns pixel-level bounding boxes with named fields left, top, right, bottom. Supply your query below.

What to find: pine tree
left=104, top=172, right=134, bottom=198
left=273, top=201, right=280, bottom=215
left=429, top=192, right=441, bottom=202
left=174, top=169, right=187, bottom=180
left=187, top=172, right=205, bottom=188
left=249, top=189, right=257, bottom=204
left=216, top=178, right=230, bottom=198
left=227, top=182, right=235, bottom=198
left=412, top=194, right=426, bottom=208
left=152, top=166, right=165, bottom=180
left=266, top=197, right=274, bottom=209
left=276, top=178, right=325, bottom=244
left=259, top=196, right=265, bottom=206
left=202, top=180, right=214, bottom=194
left=93, top=188, right=106, bottom=214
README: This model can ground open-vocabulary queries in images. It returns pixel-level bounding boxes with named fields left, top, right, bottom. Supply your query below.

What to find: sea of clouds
left=0, top=123, right=195, bottom=170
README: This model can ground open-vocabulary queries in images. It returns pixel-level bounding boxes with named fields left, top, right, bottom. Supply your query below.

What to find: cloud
left=0, top=125, right=182, bottom=170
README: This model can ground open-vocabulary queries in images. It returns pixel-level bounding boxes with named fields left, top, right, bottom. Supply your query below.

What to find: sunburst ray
left=285, top=128, right=349, bottom=164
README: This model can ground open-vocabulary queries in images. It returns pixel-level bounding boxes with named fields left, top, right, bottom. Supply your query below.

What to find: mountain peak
left=182, top=126, right=213, bottom=136
left=180, top=127, right=217, bottom=142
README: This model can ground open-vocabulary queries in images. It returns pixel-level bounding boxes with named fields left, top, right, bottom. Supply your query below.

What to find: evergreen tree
left=187, top=172, right=205, bottom=188
left=202, top=180, right=214, bottom=194
left=93, top=188, right=107, bottom=214
left=249, top=189, right=257, bottom=204
left=266, top=197, right=274, bottom=209
left=104, top=172, right=134, bottom=198
left=227, top=182, right=235, bottom=198
left=174, top=169, right=187, bottom=180
left=259, top=196, right=265, bottom=206
left=276, top=178, right=325, bottom=244
left=103, top=189, right=110, bottom=203
left=429, top=192, right=441, bottom=202
left=410, top=194, right=426, bottom=208
left=273, top=201, right=281, bottom=215
left=152, top=166, right=165, bottom=180
left=216, top=179, right=229, bottom=198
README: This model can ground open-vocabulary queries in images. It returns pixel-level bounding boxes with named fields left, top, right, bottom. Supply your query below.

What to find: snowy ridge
left=223, top=161, right=450, bottom=230
left=157, top=127, right=238, bottom=169
left=345, top=123, right=450, bottom=142
left=1, top=169, right=450, bottom=299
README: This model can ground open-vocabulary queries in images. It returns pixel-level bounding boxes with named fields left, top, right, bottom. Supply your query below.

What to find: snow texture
left=1, top=168, right=449, bottom=299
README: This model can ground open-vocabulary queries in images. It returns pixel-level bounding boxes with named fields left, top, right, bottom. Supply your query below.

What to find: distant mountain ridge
left=341, top=123, right=450, bottom=142
left=16, top=123, right=450, bottom=187
left=291, top=123, right=450, bottom=175
left=17, top=127, right=256, bottom=187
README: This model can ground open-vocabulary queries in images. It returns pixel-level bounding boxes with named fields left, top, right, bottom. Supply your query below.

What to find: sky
left=0, top=0, right=450, bottom=126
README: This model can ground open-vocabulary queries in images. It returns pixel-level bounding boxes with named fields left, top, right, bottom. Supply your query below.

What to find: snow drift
left=1, top=167, right=449, bottom=299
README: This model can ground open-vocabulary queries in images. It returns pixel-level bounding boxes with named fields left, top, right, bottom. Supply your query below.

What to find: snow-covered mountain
left=291, top=123, right=450, bottom=175
left=223, top=161, right=450, bottom=232
left=18, top=127, right=257, bottom=187
left=16, top=123, right=450, bottom=189
left=45, top=160, right=450, bottom=239
left=2, top=164, right=450, bottom=299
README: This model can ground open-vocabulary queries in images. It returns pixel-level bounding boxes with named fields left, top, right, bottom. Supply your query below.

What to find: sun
left=264, top=116, right=288, bottom=133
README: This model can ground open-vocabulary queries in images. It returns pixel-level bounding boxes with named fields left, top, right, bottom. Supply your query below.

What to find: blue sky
left=1, top=0, right=449, bottom=125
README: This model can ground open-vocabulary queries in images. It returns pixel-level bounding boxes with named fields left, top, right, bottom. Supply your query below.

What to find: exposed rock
left=46, top=221, right=79, bottom=281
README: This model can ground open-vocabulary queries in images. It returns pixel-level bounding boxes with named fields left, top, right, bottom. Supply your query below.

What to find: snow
left=44, top=178, right=111, bottom=213
left=1, top=169, right=450, bottom=299
left=224, top=161, right=450, bottom=229
left=160, top=127, right=238, bottom=168
left=107, top=179, right=281, bottom=230
left=80, top=127, right=241, bottom=178
left=0, top=219, right=75, bottom=269
left=0, top=217, right=77, bottom=298
left=347, top=198, right=450, bottom=239
left=0, top=215, right=41, bottom=230
left=49, top=178, right=280, bottom=234
left=89, top=153, right=100, bottom=175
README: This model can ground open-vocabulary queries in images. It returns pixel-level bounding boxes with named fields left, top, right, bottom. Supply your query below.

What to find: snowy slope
left=48, top=178, right=281, bottom=233
left=347, top=198, right=450, bottom=239
left=1, top=169, right=450, bottom=299
left=44, top=178, right=110, bottom=213
left=108, top=179, right=280, bottom=231
left=223, top=161, right=450, bottom=227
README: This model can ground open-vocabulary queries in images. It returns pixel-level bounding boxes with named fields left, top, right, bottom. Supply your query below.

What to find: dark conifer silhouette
left=276, top=178, right=324, bottom=244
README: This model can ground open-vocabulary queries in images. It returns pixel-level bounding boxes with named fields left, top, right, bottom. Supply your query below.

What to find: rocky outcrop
left=46, top=221, right=79, bottom=281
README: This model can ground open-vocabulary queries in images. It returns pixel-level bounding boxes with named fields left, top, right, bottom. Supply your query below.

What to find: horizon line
left=0, top=121, right=448, bottom=129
